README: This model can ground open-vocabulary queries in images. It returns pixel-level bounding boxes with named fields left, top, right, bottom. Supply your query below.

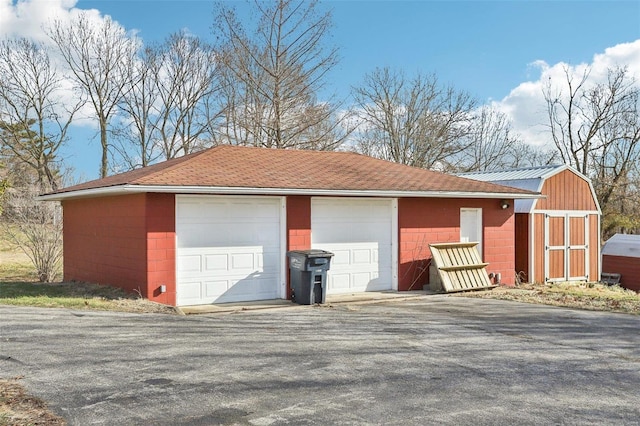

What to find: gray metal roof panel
left=459, top=165, right=565, bottom=182
left=602, top=234, right=640, bottom=258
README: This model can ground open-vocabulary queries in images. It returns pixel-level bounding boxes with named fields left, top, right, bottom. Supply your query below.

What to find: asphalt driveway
left=1, top=296, right=640, bottom=425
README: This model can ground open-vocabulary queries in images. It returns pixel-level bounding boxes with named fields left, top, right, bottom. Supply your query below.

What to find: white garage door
left=311, top=198, right=395, bottom=294
left=176, top=196, right=283, bottom=306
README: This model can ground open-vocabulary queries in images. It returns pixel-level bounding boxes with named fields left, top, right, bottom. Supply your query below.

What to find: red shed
left=40, top=145, right=539, bottom=306
left=602, top=234, right=640, bottom=292
left=462, top=165, right=601, bottom=284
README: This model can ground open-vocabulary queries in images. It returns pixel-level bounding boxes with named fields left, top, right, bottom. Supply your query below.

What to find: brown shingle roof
left=45, top=145, right=538, bottom=197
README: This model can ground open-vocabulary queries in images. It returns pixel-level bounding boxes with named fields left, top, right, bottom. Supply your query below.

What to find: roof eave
left=38, top=184, right=541, bottom=201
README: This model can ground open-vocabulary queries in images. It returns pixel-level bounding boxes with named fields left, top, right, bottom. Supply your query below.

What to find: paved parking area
left=2, top=296, right=640, bottom=425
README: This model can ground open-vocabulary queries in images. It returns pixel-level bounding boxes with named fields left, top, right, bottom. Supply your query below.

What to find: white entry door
left=175, top=195, right=283, bottom=306
left=311, top=198, right=395, bottom=294
left=460, top=208, right=483, bottom=258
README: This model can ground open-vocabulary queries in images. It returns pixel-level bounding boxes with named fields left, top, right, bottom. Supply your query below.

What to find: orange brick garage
left=61, top=193, right=518, bottom=306
left=46, top=145, right=537, bottom=306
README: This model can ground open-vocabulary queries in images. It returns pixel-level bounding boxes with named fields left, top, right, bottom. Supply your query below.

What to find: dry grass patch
left=1, top=238, right=175, bottom=315
left=0, top=378, right=65, bottom=426
left=0, top=281, right=177, bottom=314
left=455, top=281, right=640, bottom=314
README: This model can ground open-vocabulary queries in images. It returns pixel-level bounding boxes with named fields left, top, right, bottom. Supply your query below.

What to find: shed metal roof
left=459, top=164, right=600, bottom=214
left=460, top=165, right=566, bottom=182
left=602, top=234, right=640, bottom=259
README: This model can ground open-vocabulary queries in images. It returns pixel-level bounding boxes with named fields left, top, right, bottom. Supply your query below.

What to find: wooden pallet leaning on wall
left=429, top=242, right=496, bottom=293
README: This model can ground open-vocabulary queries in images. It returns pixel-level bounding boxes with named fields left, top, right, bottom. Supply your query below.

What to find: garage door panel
left=330, top=249, right=351, bottom=265
left=178, top=272, right=280, bottom=304
left=257, top=228, right=280, bottom=244
left=352, top=272, right=372, bottom=288
left=178, top=255, right=201, bottom=273
left=180, top=281, right=202, bottom=300
left=312, top=198, right=393, bottom=295
left=249, top=203, right=280, bottom=218
left=330, top=273, right=351, bottom=290
left=353, top=249, right=371, bottom=264
left=231, top=252, right=254, bottom=269
left=260, top=251, right=280, bottom=271
left=180, top=248, right=277, bottom=275
left=204, top=254, right=228, bottom=271
left=178, top=226, right=279, bottom=248
left=204, top=280, right=228, bottom=297
left=312, top=223, right=389, bottom=244
left=176, top=196, right=282, bottom=305
left=177, top=200, right=208, bottom=219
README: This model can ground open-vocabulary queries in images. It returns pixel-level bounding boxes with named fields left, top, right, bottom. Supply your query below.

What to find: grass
left=0, top=262, right=35, bottom=283
left=0, top=279, right=177, bottom=314
left=455, top=281, right=640, bottom=315
left=0, top=253, right=176, bottom=314
left=0, top=281, right=175, bottom=313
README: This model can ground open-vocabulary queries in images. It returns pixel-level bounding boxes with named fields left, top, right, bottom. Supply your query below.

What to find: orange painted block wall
left=62, top=193, right=176, bottom=304
left=285, top=196, right=311, bottom=298
left=145, top=193, right=176, bottom=305
left=398, top=198, right=516, bottom=291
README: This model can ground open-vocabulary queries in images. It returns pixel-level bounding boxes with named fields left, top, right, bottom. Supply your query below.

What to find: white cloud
left=0, top=0, right=135, bottom=128
left=494, top=39, right=640, bottom=149
left=0, top=0, right=92, bottom=42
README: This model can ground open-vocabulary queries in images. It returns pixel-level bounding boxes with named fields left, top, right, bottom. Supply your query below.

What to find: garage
left=311, top=198, right=397, bottom=294
left=44, top=145, right=539, bottom=306
left=176, top=195, right=284, bottom=305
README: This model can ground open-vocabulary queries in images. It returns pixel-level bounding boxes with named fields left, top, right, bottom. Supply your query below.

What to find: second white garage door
left=176, top=196, right=283, bottom=306
left=311, top=198, right=395, bottom=294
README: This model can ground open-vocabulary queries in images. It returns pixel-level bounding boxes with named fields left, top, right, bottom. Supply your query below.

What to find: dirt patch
left=0, top=378, right=65, bottom=426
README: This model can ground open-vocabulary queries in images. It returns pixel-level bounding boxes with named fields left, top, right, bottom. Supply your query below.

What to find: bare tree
left=352, top=67, right=476, bottom=170
left=116, top=31, right=220, bottom=166
left=0, top=169, right=8, bottom=216
left=455, top=105, right=522, bottom=172
left=544, top=65, right=640, bottom=236
left=214, top=0, right=348, bottom=150
left=0, top=38, right=82, bottom=191
left=544, top=65, right=592, bottom=174
left=47, top=13, right=138, bottom=178
left=114, top=45, right=160, bottom=169
left=150, top=31, right=220, bottom=159
left=3, top=184, right=62, bottom=282
left=508, top=141, right=558, bottom=168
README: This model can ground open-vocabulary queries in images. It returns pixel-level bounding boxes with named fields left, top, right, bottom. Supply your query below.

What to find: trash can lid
left=287, top=249, right=334, bottom=258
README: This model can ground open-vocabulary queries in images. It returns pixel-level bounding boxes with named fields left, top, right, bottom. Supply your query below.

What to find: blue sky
left=77, top=0, right=640, bottom=102
left=1, top=0, right=639, bottom=180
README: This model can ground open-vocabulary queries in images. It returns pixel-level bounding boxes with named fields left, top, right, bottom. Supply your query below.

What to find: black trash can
left=287, top=249, right=334, bottom=305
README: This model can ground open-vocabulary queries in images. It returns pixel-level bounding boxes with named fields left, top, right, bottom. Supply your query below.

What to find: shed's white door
left=311, top=198, right=394, bottom=294
left=544, top=213, right=589, bottom=282
left=176, top=196, right=282, bottom=306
